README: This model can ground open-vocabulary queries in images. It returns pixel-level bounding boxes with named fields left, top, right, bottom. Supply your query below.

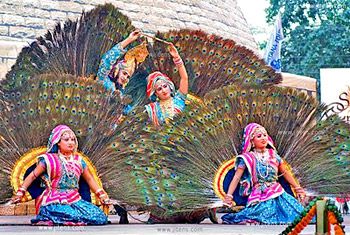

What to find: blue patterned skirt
left=31, top=199, right=108, bottom=225
left=221, top=192, right=304, bottom=224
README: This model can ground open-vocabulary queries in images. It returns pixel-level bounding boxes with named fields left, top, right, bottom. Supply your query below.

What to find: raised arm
left=11, top=164, right=46, bottom=203
left=120, top=29, right=141, bottom=49
left=97, top=30, right=141, bottom=87
left=168, top=43, right=188, bottom=95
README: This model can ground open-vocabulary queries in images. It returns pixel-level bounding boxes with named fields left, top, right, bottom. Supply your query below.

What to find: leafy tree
left=265, top=0, right=350, bottom=80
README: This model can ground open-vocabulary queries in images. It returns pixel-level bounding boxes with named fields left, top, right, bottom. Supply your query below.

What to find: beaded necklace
left=253, top=149, right=270, bottom=179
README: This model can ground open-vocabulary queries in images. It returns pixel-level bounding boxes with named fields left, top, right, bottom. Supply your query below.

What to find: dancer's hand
left=11, top=186, right=26, bottom=204
left=121, top=30, right=142, bottom=49
left=11, top=195, right=22, bottom=204
left=295, top=186, right=306, bottom=202
left=167, top=43, right=180, bottom=59
left=96, top=189, right=112, bottom=205
left=223, top=194, right=234, bottom=206
left=127, top=29, right=141, bottom=42
left=100, top=195, right=112, bottom=205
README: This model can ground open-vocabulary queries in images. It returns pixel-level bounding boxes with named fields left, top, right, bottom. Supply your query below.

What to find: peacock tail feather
left=100, top=106, right=186, bottom=213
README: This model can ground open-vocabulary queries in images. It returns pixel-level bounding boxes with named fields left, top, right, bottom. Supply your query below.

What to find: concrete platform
left=1, top=213, right=349, bottom=235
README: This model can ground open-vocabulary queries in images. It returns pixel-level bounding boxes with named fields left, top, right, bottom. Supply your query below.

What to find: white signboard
left=320, top=68, right=350, bottom=123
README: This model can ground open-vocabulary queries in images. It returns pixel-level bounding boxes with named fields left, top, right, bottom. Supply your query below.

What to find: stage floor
left=1, top=213, right=349, bottom=235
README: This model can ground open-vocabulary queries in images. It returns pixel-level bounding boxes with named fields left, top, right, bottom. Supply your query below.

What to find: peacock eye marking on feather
left=136, top=179, right=143, bottom=184
left=170, top=172, right=177, bottom=179
left=58, top=106, right=66, bottom=113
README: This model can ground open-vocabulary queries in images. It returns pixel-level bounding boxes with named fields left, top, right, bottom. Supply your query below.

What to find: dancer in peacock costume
left=221, top=123, right=305, bottom=224
left=144, top=43, right=188, bottom=127
left=143, top=43, right=218, bottom=223
left=11, top=125, right=109, bottom=225
left=96, top=28, right=148, bottom=223
left=1, top=3, right=350, bottom=226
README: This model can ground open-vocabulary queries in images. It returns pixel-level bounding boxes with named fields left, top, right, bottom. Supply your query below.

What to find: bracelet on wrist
left=95, top=188, right=106, bottom=198
left=18, top=186, right=26, bottom=192
left=16, top=186, right=26, bottom=196
left=226, top=194, right=233, bottom=199
left=172, top=57, right=183, bottom=66
left=95, top=188, right=103, bottom=193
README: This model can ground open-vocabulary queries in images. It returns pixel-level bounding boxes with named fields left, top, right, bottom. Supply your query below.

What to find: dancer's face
left=252, top=128, right=268, bottom=150
left=117, top=69, right=131, bottom=86
left=155, top=80, right=171, bottom=100
left=58, top=131, right=76, bottom=154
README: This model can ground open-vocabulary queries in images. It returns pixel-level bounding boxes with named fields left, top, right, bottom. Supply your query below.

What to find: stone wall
left=0, top=0, right=257, bottom=79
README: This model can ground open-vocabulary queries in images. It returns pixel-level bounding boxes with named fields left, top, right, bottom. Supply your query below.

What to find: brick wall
left=0, top=0, right=257, bottom=79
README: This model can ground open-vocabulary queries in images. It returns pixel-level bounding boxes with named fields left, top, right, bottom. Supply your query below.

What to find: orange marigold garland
left=279, top=197, right=319, bottom=235
left=280, top=198, right=346, bottom=235
left=326, top=200, right=345, bottom=235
